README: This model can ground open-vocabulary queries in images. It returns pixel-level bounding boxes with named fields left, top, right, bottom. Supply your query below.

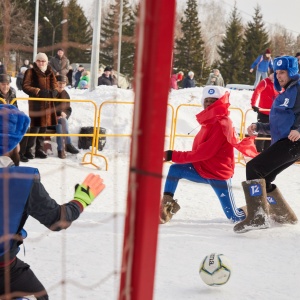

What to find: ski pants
left=246, top=137, right=300, bottom=192
left=164, top=163, right=245, bottom=222
left=0, top=258, right=48, bottom=300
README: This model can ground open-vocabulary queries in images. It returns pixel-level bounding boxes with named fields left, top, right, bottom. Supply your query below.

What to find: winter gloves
left=38, top=89, right=59, bottom=98
left=164, top=150, right=173, bottom=162
left=252, top=106, right=259, bottom=113
left=74, top=174, right=105, bottom=208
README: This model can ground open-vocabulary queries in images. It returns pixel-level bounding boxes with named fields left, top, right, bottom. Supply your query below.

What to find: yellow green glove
left=74, top=174, right=105, bottom=208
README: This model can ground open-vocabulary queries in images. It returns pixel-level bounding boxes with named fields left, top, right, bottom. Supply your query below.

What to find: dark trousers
left=246, top=138, right=300, bottom=191
left=19, top=127, right=47, bottom=155
left=0, top=258, right=48, bottom=299
left=255, top=112, right=271, bottom=152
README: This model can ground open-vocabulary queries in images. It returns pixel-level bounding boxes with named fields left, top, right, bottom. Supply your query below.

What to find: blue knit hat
left=0, top=105, right=30, bottom=155
left=273, top=56, right=299, bottom=91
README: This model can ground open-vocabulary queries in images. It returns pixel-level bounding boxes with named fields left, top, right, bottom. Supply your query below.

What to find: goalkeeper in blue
left=0, top=104, right=105, bottom=300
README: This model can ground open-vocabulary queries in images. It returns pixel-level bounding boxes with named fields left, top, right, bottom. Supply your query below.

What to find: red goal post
left=118, top=0, right=176, bottom=299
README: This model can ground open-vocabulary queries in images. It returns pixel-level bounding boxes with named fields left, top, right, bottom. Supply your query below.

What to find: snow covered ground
left=11, top=81, right=300, bottom=300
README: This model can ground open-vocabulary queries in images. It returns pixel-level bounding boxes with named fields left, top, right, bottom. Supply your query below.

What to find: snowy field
left=10, top=81, right=300, bottom=300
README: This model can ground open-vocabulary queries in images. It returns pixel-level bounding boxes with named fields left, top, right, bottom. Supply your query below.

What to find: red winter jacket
left=251, top=77, right=278, bottom=115
left=172, top=93, right=258, bottom=180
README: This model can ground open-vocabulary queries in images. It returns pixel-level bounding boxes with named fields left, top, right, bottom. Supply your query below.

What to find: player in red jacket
left=250, top=73, right=279, bottom=152
left=160, top=86, right=258, bottom=224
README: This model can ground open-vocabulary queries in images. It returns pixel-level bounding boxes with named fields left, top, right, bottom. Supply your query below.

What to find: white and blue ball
left=199, top=253, right=231, bottom=286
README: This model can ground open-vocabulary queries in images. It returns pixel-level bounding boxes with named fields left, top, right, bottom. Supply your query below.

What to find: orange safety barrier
left=88, top=101, right=175, bottom=171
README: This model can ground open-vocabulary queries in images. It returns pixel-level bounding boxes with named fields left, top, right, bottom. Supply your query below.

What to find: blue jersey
left=270, top=81, right=300, bottom=143
left=0, top=167, right=38, bottom=258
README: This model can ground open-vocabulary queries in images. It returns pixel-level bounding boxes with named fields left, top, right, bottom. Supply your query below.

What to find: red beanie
left=265, top=48, right=271, bottom=54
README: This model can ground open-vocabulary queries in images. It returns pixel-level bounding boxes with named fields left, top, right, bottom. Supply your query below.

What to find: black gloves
left=38, top=89, right=58, bottom=98
left=164, top=150, right=173, bottom=162
left=252, top=106, right=259, bottom=113
left=51, top=89, right=58, bottom=98
left=38, top=89, right=51, bottom=98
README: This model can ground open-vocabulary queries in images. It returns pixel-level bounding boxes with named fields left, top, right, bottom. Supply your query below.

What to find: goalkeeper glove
left=74, top=174, right=105, bottom=208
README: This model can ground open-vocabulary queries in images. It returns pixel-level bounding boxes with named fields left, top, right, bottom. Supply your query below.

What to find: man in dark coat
left=20, top=53, right=58, bottom=161
left=0, top=104, right=105, bottom=299
left=98, top=66, right=114, bottom=86
left=48, top=49, right=70, bottom=76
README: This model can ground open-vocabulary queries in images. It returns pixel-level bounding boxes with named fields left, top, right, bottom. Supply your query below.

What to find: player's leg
left=209, top=178, right=246, bottom=222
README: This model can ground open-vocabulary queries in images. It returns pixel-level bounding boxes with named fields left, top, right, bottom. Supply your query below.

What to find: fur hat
left=201, top=86, right=227, bottom=106
left=265, top=48, right=271, bottom=54
left=104, top=66, right=112, bottom=72
left=56, top=75, right=68, bottom=83
left=35, top=52, right=48, bottom=62
left=273, top=56, right=299, bottom=91
left=0, top=105, right=30, bottom=155
left=0, top=74, right=11, bottom=83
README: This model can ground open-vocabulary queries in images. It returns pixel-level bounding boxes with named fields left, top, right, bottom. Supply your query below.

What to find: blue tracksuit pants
left=164, top=163, right=245, bottom=222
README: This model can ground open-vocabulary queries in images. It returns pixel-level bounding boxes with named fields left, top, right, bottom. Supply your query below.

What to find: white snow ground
left=9, top=81, right=300, bottom=300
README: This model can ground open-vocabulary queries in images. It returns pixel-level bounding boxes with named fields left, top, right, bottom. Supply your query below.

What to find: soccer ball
left=199, top=253, right=231, bottom=286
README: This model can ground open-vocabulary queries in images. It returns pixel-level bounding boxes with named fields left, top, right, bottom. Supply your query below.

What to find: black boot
left=66, top=144, right=79, bottom=154
left=20, top=154, right=29, bottom=162
left=35, top=150, right=47, bottom=159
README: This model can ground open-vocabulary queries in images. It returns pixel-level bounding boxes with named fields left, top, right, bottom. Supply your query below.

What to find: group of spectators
left=170, top=68, right=224, bottom=90
left=0, top=51, right=80, bottom=162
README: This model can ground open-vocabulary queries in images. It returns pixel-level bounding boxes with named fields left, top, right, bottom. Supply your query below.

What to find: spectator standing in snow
left=250, top=48, right=273, bottom=88
left=49, top=48, right=70, bottom=76
left=74, top=65, right=84, bottom=88
left=234, top=56, right=300, bottom=234
left=170, top=71, right=184, bottom=90
left=98, top=66, right=115, bottom=86
left=77, top=71, right=90, bottom=89
left=20, top=52, right=58, bottom=162
left=0, top=74, right=17, bottom=107
left=250, top=73, right=278, bottom=152
left=66, top=65, right=73, bottom=87
left=0, top=104, right=105, bottom=299
left=160, top=86, right=258, bottom=224
left=183, top=71, right=196, bottom=88
left=16, top=59, right=30, bottom=90
left=206, top=69, right=224, bottom=86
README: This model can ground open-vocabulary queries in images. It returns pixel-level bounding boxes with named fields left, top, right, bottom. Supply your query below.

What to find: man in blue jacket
left=234, top=56, right=300, bottom=233
left=250, top=48, right=274, bottom=88
left=0, top=105, right=105, bottom=299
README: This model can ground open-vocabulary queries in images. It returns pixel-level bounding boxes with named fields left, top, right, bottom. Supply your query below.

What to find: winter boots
left=267, top=186, right=298, bottom=224
left=234, top=179, right=270, bottom=233
left=159, top=195, right=180, bottom=224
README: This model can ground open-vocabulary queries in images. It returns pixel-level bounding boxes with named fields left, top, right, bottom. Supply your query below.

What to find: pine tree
left=120, top=1, right=137, bottom=81
left=174, top=0, right=205, bottom=86
left=14, top=0, right=92, bottom=63
left=242, top=5, right=270, bottom=84
left=100, top=1, right=116, bottom=68
left=100, top=0, right=137, bottom=80
left=217, top=5, right=244, bottom=85
left=65, top=0, right=93, bottom=63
